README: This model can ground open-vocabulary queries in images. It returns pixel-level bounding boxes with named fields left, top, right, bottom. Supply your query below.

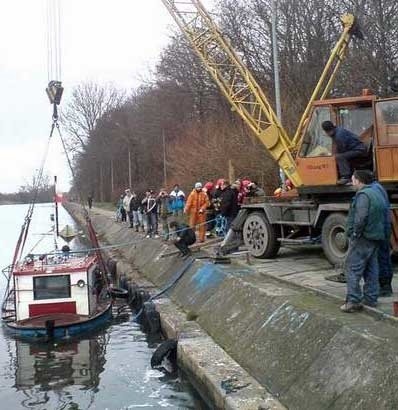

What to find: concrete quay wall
left=66, top=203, right=398, bottom=410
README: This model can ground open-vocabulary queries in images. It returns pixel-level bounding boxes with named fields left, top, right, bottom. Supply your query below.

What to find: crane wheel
left=321, top=213, right=348, bottom=266
left=243, top=212, right=280, bottom=258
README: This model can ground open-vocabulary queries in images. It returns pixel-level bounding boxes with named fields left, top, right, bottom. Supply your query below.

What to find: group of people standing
left=115, top=177, right=264, bottom=255
left=117, top=184, right=186, bottom=239
left=185, top=178, right=264, bottom=242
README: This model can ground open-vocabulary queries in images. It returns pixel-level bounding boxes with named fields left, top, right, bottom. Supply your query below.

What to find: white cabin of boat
left=12, top=254, right=100, bottom=322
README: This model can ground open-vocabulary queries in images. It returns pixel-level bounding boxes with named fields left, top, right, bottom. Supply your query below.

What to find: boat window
left=299, top=106, right=332, bottom=157
left=33, top=275, right=71, bottom=300
left=375, top=99, right=398, bottom=146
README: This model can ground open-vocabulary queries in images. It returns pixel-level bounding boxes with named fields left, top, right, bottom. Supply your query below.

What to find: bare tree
left=61, top=82, right=125, bottom=153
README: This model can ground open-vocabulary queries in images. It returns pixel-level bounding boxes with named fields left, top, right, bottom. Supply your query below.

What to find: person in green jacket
left=341, top=170, right=386, bottom=313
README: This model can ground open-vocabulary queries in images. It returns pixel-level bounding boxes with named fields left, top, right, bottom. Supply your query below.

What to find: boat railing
left=17, top=251, right=94, bottom=272
left=1, top=265, right=16, bottom=322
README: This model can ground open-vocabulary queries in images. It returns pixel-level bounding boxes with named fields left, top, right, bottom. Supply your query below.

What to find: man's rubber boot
left=340, top=302, right=363, bottom=313
left=379, top=280, right=393, bottom=297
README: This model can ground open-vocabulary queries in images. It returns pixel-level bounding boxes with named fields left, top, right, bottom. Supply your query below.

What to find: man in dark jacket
left=341, top=170, right=386, bottom=313
left=129, top=192, right=141, bottom=231
left=142, top=190, right=158, bottom=238
left=169, top=221, right=196, bottom=257
left=371, top=179, right=393, bottom=296
left=220, top=180, right=239, bottom=233
left=322, top=121, right=367, bottom=185
left=157, top=188, right=170, bottom=240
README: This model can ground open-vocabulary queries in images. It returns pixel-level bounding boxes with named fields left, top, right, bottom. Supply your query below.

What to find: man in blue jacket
left=341, top=170, right=386, bottom=312
left=322, top=121, right=367, bottom=185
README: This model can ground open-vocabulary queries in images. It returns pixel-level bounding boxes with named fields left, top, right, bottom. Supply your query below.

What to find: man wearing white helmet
left=184, top=182, right=209, bottom=242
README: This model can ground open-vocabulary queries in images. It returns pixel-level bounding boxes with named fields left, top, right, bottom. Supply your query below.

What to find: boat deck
left=14, top=303, right=111, bottom=328
left=17, top=313, right=88, bottom=328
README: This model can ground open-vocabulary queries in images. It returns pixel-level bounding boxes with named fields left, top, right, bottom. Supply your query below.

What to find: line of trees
left=64, top=0, right=398, bottom=203
left=0, top=175, right=54, bottom=204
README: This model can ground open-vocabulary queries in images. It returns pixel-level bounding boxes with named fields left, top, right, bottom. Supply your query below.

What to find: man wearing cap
left=184, top=182, right=210, bottom=242
left=123, top=189, right=133, bottom=225
left=321, top=121, right=367, bottom=185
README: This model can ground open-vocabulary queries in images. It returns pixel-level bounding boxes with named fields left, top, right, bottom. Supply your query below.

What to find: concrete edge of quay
left=65, top=203, right=398, bottom=410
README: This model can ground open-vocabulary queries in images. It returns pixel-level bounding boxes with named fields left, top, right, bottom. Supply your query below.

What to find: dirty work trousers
left=160, top=216, right=169, bottom=240
left=346, top=237, right=380, bottom=305
left=336, top=149, right=366, bottom=178
left=174, top=236, right=195, bottom=255
left=378, top=240, right=393, bottom=287
left=129, top=210, right=141, bottom=229
left=189, top=212, right=206, bottom=242
left=146, top=212, right=158, bottom=237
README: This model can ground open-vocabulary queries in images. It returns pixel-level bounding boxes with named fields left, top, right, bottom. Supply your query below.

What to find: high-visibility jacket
left=185, top=189, right=209, bottom=215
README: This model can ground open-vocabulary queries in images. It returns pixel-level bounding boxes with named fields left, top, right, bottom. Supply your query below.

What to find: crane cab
left=296, top=94, right=398, bottom=186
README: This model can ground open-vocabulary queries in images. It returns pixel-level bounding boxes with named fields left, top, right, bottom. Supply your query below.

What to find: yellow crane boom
left=161, top=1, right=361, bottom=187
left=161, top=0, right=302, bottom=186
left=291, top=14, right=362, bottom=151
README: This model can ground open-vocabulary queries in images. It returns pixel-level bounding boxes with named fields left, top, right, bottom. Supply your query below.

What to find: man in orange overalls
left=184, top=182, right=210, bottom=243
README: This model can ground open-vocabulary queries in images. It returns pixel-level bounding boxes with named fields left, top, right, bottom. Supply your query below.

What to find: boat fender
left=136, top=290, right=150, bottom=311
left=118, top=274, right=128, bottom=290
left=109, top=287, right=129, bottom=299
left=142, top=301, right=161, bottom=335
left=45, top=319, right=55, bottom=340
left=127, top=283, right=139, bottom=308
left=150, top=339, right=178, bottom=368
left=107, top=258, right=117, bottom=279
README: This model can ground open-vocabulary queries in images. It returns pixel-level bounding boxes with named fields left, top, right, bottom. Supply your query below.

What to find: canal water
left=0, top=203, right=206, bottom=409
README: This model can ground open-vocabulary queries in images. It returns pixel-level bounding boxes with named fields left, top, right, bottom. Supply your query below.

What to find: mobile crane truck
left=162, top=0, right=398, bottom=266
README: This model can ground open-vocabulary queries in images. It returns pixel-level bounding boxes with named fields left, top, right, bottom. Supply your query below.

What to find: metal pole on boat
left=54, top=175, right=59, bottom=237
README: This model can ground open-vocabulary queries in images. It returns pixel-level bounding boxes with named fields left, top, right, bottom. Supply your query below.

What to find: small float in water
left=59, top=224, right=77, bottom=242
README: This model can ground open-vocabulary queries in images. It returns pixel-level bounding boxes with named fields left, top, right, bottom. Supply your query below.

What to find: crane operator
left=322, top=120, right=367, bottom=185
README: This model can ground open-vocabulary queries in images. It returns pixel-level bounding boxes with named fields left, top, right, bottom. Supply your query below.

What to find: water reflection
left=12, top=334, right=107, bottom=408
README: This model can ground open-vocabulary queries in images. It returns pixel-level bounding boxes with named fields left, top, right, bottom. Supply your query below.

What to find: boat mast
left=54, top=175, right=59, bottom=237
left=53, top=175, right=59, bottom=251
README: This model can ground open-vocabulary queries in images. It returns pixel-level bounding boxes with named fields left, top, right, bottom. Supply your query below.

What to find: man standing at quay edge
left=341, top=170, right=386, bottom=313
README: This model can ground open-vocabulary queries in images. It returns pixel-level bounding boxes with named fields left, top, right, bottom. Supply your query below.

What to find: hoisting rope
left=11, top=0, right=62, bottom=268
left=12, top=126, right=54, bottom=267
left=28, top=216, right=219, bottom=257
left=46, top=0, right=62, bottom=82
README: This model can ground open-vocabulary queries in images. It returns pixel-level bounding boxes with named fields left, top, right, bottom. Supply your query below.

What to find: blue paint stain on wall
left=190, top=263, right=226, bottom=294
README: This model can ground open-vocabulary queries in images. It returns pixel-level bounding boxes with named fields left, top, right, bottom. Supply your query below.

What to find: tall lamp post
left=271, top=0, right=285, bottom=184
left=162, top=129, right=167, bottom=187
left=115, top=122, right=132, bottom=188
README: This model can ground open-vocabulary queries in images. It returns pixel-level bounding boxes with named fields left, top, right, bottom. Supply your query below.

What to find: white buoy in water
left=59, top=225, right=77, bottom=242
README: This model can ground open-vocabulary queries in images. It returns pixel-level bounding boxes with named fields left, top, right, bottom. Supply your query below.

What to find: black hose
left=132, top=256, right=195, bottom=321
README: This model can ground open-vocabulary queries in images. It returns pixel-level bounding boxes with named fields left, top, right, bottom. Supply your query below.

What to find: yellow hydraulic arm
left=161, top=0, right=303, bottom=187
left=290, top=13, right=362, bottom=151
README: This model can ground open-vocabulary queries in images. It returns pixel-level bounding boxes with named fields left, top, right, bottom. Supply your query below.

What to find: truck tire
left=321, top=213, right=348, bottom=266
left=243, top=212, right=280, bottom=258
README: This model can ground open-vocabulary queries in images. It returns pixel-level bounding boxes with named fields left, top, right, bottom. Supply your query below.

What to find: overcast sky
left=0, top=0, right=214, bottom=193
